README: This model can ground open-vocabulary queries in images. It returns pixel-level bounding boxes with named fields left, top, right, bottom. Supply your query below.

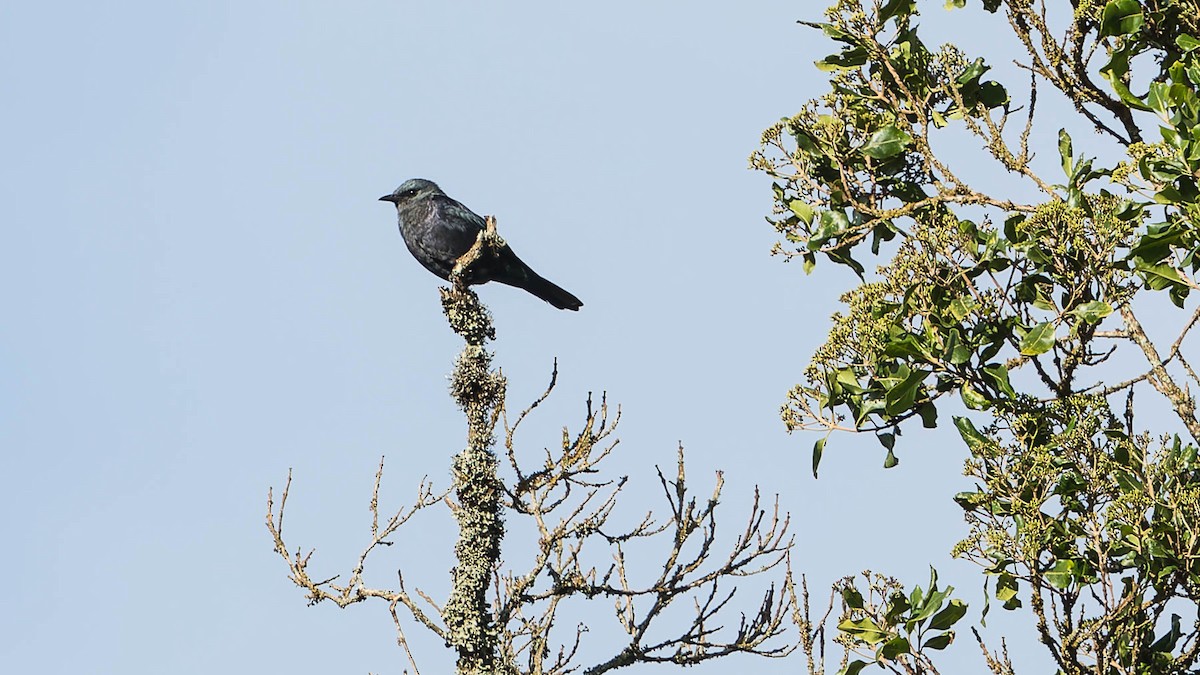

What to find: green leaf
left=812, top=436, right=827, bottom=479
left=838, top=616, right=890, bottom=644
left=1171, top=283, right=1190, bottom=308
left=826, top=245, right=866, bottom=278
left=942, top=328, right=971, bottom=365
left=879, top=0, right=917, bottom=22
left=870, top=221, right=897, bottom=254
left=952, top=57, right=1008, bottom=113
left=1113, top=467, right=1141, bottom=492
left=948, top=295, right=978, bottom=321
left=911, top=588, right=949, bottom=622
left=1129, top=227, right=1187, bottom=264
left=884, top=332, right=930, bottom=360
left=1137, top=261, right=1185, bottom=290
left=884, top=368, right=927, bottom=415
left=1070, top=300, right=1113, bottom=323
left=1030, top=283, right=1056, bottom=311
left=917, top=401, right=938, bottom=428
left=1004, top=213, right=1027, bottom=243
left=912, top=578, right=950, bottom=619
left=788, top=126, right=820, bottom=154
left=1149, top=614, right=1183, bottom=653
left=1045, top=559, right=1076, bottom=589
left=929, top=599, right=967, bottom=630
left=982, top=364, right=1016, bottom=398
left=1178, top=34, right=1200, bottom=53
left=879, top=636, right=911, bottom=660
left=960, top=382, right=990, bottom=410
left=976, top=81, right=1008, bottom=108
left=924, top=632, right=954, bottom=650
left=802, top=252, right=816, bottom=275
left=816, top=47, right=869, bottom=71
left=1161, top=125, right=1183, bottom=150
left=1058, top=129, right=1073, bottom=178
left=954, top=416, right=988, bottom=450
left=956, top=58, right=987, bottom=86
left=1101, top=47, right=1154, bottom=111
left=835, top=368, right=866, bottom=394
left=1019, top=322, right=1056, bottom=356
left=883, top=447, right=899, bottom=468
left=810, top=209, right=850, bottom=248
left=878, top=432, right=895, bottom=450
left=1026, top=244, right=1052, bottom=266
left=953, top=491, right=978, bottom=510
left=1099, top=0, right=1144, bottom=37
left=1115, top=199, right=1146, bottom=221
left=836, top=660, right=870, bottom=675
left=862, top=125, right=913, bottom=159
left=789, top=200, right=815, bottom=225
left=842, top=585, right=865, bottom=609
left=884, top=590, right=911, bottom=622
left=995, top=572, right=1021, bottom=609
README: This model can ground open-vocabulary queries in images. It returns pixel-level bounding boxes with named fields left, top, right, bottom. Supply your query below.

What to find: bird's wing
left=436, top=195, right=488, bottom=232
left=395, top=195, right=487, bottom=280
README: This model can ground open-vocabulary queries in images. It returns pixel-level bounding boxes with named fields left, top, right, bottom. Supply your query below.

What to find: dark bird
left=379, top=179, right=583, bottom=310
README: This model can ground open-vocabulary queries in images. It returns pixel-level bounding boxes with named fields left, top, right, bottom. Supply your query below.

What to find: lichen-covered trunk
left=441, top=288, right=506, bottom=675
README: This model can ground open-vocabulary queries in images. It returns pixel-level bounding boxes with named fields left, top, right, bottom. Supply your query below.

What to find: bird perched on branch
left=379, top=179, right=583, bottom=311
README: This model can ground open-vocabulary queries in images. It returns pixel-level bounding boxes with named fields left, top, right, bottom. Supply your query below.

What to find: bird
left=379, top=178, right=583, bottom=311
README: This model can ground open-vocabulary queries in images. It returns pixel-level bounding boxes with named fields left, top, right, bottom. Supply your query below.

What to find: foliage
left=752, top=0, right=1200, bottom=671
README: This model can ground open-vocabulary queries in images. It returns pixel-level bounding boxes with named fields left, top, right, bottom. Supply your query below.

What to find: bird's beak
left=379, top=194, right=399, bottom=203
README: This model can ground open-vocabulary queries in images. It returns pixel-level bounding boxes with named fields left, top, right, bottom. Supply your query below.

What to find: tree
left=751, top=0, right=1200, bottom=672
left=265, top=219, right=794, bottom=674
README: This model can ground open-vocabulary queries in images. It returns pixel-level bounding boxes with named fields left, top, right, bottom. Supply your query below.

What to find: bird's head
left=379, top=178, right=442, bottom=206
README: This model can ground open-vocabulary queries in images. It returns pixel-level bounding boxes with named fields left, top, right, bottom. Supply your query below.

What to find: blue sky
left=2, top=2, right=1067, bottom=673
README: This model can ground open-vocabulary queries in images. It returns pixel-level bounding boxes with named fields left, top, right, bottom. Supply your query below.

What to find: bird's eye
left=405, top=189, right=419, bottom=197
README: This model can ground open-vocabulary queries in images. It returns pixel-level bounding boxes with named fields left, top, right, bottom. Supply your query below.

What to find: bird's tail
left=518, top=272, right=584, bottom=311
left=498, top=269, right=583, bottom=311
left=489, top=245, right=583, bottom=310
